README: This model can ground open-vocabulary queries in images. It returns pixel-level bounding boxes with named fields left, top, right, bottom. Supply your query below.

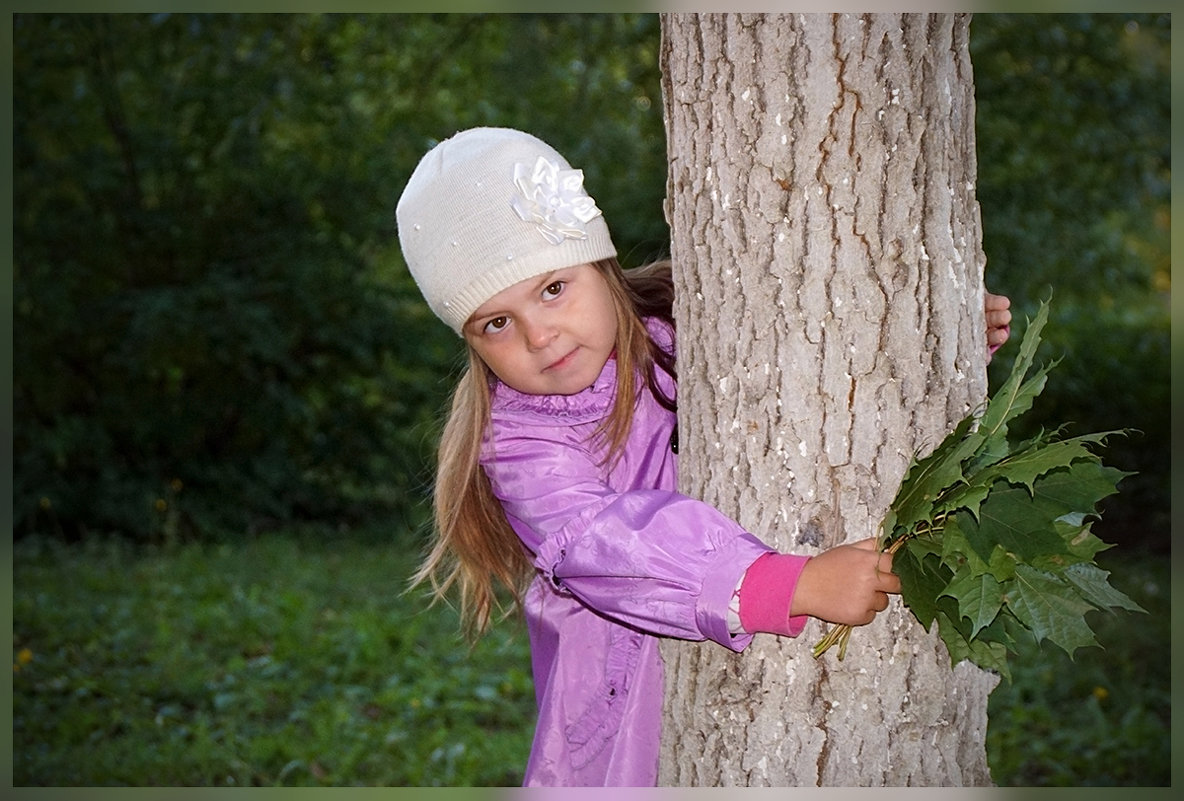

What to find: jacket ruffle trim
left=490, top=357, right=619, bottom=424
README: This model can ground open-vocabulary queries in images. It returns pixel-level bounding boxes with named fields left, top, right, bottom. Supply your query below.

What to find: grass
left=11, top=532, right=1170, bottom=786
left=11, top=532, right=535, bottom=786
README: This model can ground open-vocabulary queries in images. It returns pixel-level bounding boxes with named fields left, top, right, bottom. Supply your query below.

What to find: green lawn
left=11, top=533, right=1170, bottom=786
left=11, top=533, right=535, bottom=786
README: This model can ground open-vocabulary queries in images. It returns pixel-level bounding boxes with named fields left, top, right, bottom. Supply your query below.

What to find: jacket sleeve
left=482, top=426, right=775, bottom=651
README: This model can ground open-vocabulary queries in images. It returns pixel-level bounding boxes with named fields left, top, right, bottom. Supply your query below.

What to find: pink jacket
left=480, top=319, right=793, bottom=786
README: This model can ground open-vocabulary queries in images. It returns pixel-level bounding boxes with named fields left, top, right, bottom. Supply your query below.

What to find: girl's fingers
left=875, top=552, right=900, bottom=591
left=985, top=291, right=1011, bottom=313
left=847, top=539, right=901, bottom=594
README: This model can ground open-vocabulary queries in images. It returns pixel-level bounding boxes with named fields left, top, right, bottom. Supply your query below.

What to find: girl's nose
left=521, top=317, right=557, bottom=351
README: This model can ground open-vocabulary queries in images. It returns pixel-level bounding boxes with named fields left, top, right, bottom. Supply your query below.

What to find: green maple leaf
left=941, top=568, right=1004, bottom=638
left=939, top=517, right=992, bottom=575
left=974, top=432, right=1118, bottom=495
left=959, top=459, right=1124, bottom=563
left=1057, top=519, right=1111, bottom=562
left=883, top=413, right=983, bottom=542
left=936, top=609, right=1012, bottom=681
left=1062, top=562, right=1144, bottom=613
left=958, top=480, right=1073, bottom=563
left=961, top=422, right=1015, bottom=478
left=1029, top=460, right=1128, bottom=515
left=933, top=594, right=1015, bottom=680
left=895, top=541, right=950, bottom=630
left=1006, top=564, right=1100, bottom=656
left=986, top=543, right=1019, bottom=582
left=933, top=482, right=993, bottom=522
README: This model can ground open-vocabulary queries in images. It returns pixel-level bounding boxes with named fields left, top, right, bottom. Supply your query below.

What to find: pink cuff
left=737, top=552, right=811, bottom=637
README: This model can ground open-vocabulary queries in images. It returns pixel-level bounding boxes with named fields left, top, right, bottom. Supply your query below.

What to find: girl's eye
left=483, top=316, right=510, bottom=334
left=542, top=281, right=565, bottom=299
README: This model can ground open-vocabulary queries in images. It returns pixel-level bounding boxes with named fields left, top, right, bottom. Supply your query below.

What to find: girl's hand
left=790, top=538, right=900, bottom=626
left=985, top=291, right=1012, bottom=362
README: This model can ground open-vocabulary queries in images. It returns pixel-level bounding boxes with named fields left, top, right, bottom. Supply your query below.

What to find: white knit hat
left=397, top=127, right=618, bottom=334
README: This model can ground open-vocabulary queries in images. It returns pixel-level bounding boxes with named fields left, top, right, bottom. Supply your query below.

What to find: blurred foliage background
left=13, top=13, right=1170, bottom=552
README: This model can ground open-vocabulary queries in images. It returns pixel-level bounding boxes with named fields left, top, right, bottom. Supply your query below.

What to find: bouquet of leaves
left=812, top=300, right=1143, bottom=679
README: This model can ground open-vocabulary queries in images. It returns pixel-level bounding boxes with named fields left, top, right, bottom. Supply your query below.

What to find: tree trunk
left=658, top=13, right=999, bottom=786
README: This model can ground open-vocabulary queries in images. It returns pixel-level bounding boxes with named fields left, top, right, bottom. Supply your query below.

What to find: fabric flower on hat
left=511, top=156, right=603, bottom=245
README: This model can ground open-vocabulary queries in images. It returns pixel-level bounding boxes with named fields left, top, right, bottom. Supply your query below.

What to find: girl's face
left=463, top=262, right=618, bottom=396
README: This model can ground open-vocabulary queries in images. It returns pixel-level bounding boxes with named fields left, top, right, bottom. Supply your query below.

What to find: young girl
left=397, top=127, right=1011, bottom=787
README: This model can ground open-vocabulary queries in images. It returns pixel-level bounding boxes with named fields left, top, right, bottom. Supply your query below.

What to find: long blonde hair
left=409, top=257, right=675, bottom=638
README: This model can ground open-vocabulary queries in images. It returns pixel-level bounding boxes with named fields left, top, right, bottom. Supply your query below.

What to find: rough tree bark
left=658, top=13, right=1000, bottom=786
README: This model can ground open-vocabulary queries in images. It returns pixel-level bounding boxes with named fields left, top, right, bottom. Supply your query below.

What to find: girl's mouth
left=545, top=348, right=579, bottom=372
